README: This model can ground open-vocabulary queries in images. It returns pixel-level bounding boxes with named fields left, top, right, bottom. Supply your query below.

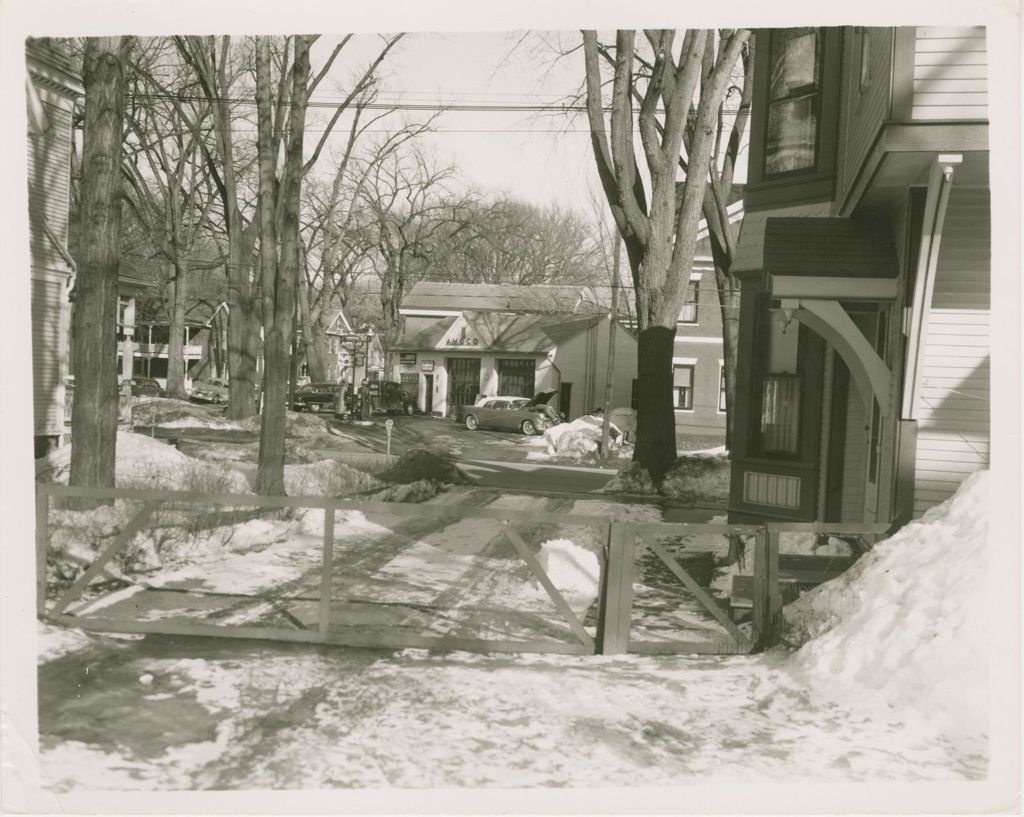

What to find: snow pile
left=678, top=444, right=728, bottom=459
left=37, top=431, right=249, bottom=493
left=131, top=399, right=243, bottom=431
left=660, top=453, right=731, bottom=503
left=239, top=410, right=330, bottom=440
left=598, top=462, right=658, bottom=495
left=371, top=479, right=444, bottom=503
left=543, top=416, right=621, bottom=459
left=534, top=539, right=601, bottom=601
left=283, top=460, right=382, bottom=497
left=379, top=448, right=470, bottom=485
left=788, top=471, right=990, bottom=740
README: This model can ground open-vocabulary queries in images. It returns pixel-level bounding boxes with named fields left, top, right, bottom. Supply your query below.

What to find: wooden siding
left=840, top=386, right=867, bottom=521
left=914, top=188, right=990, bottom=515
left=27, top=93, right=75, bottom=272
left=837, top=28, right=894, bottom=209
left=31, top=276, right=67, bottom=435
left=912, top=27, right=988, bottom=121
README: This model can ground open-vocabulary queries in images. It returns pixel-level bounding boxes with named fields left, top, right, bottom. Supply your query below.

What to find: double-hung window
left=765, top=28, right=821, bottom=176
left=673, top=365, right=695, bottom=410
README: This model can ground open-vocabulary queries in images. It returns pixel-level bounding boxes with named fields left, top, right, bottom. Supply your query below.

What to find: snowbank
left=37, top=431, right=250, bottom=493
left=660, top=453, right=731, bottom=503
left=543, top=416, right=621, bottom=459
left=535, top=539, right=601, bottom=601
left=787, top=471, right=990, bottom=740
left=283, top=460, right=382, bottom=497
left=379, top=449, right=469, bottom=485
left=598, top=462, right=658, bottom=495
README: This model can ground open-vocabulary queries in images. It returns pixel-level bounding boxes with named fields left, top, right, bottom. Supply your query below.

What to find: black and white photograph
left=1, top=0, right=1019, bottom=813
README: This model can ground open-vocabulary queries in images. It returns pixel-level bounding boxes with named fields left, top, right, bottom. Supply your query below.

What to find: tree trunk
left=632, top=325, right=677, bottom=483
left=69, top=37, right=130, bottom=499
left=304, top=321, right=332, bottom=382
left=165, top=260, right=189, bottom=398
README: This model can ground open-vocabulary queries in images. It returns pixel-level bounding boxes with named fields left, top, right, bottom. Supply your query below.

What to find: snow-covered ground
left=33, top=428, right=995, bottom=790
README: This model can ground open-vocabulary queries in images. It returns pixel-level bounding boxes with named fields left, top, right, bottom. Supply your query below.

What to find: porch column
left=894, top=153, right=962, bottom=525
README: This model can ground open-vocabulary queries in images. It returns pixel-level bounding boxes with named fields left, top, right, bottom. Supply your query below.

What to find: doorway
left=423, top=374, right=434, bottom=414
left=559, top=382, right=573, bottom=420
left=446, top=357, right=481, bottom=412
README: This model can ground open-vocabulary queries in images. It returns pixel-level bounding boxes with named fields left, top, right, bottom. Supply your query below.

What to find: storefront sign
left=420, top=361, right=435, bottom=372
left=399, top=353, right=417, bottom=367
left=445, top=336, right=480, bottom=346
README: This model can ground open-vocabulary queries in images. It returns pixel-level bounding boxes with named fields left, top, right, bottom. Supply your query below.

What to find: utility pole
left=600, top=237, right=621, bottom=459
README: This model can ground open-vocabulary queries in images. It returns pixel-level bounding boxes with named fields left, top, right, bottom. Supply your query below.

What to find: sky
left=306, top=31, right=748, bottom=217
left=306, top=31, right=605, bottom=213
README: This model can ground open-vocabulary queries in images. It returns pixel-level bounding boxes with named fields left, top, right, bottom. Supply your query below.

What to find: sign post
left=385, top=418, right=394, bottom=457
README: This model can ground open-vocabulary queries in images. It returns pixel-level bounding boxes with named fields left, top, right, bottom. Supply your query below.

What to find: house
left=323, top=308, right=385, bottom=386
left=392, top=282, right=638, bottom=418
left=26, top=38, right=81, bottom=456
left=728, top=26, right=989, bottom=525
left=668, top=200, right=744, bottom=447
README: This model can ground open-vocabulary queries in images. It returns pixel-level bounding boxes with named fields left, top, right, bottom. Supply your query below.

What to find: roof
left=764, top=218, right=899, bottom=278
left=393, top=311, right=610, bottom=353
left=401, top=282, right=586, bottom=314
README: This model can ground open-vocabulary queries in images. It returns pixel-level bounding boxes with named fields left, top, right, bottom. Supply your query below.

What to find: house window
left=760, top=373, right=801, bottom=454
left=755, top=308, right=802, bottom=455
left=765, top=28, right=821, bottom=176
left=673, top=365, right=695, bottom=410
left=719, top=363, right=728, bottom=412
left=679, top=279, right=699, bottom=324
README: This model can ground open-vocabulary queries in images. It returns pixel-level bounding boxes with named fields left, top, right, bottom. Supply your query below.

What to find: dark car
left=372, top=381, right=417, bottom=415
left=129, top=376, right=164, bottom=398
left=454, top=391, right=558, bottom=435
left=293, top=382, right=340, bottom=413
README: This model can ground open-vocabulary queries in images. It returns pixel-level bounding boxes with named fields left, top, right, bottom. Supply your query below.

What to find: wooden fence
left=35, top=483, right=892, bottom=657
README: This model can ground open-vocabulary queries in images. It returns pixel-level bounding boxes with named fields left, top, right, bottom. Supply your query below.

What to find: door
left=446, top=357, right=481, bottom=413
left=423, top=374, right=434, bottom=414
left=559, top=382, right=572, bottom=420
left=497, top=358, right=535, bottom=397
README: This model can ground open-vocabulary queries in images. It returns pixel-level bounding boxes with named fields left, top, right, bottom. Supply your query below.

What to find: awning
left=763, top=218, right=899, bottom=301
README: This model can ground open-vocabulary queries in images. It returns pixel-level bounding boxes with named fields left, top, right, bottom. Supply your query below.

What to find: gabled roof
left=395, top=315, right=458, bottom=350
left=401, top=282, right=585, bottom=315
left=393, top=311, right=615, bottom=353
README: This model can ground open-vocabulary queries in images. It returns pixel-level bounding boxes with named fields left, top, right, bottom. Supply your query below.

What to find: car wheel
left=465, top=414, right=479, bottom=431
left=521, top=419, right=536, bottom=435
left=404, top=402, right=414, bottom=416
left=309, top=403, right=320, bottom=413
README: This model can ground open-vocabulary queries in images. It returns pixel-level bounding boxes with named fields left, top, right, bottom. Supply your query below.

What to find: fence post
left=36, top=486, right=49, bottom=618
left=318, top=506, right=336, bottom=639
left=752, top=526, right=782, bottom=650
left=597, top=522, right=634, bottom=655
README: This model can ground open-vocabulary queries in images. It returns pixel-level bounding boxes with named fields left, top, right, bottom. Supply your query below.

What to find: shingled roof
left=764, top=218, right=899, bottom=278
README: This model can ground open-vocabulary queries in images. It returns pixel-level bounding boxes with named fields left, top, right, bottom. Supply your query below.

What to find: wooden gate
left=35, top=484, right=891, bottom=657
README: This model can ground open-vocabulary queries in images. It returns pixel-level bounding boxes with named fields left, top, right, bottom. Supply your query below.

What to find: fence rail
left=35, top=483, right=895, bottom=657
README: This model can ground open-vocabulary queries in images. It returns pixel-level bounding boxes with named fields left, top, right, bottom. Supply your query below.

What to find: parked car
left=190, top=377, right=229, bottom=404
left=454, top=391, right=558, bottom=435
left=293, top=383, right=340, bottom=413
left=128, top=376, right=164, bottom=398
left=372, top=381, right=417, bottom=415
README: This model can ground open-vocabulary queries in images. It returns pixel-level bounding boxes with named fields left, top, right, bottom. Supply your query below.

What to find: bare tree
left=253, top=35, right=312, bottom=494
left=299, top=112, right=436, bottom=382
left=582, top=29, right=749, bottom=481
left=121, top=41, right=218, bottom=398
left=69, top=36, right=133, bottom=496
left=362, top=148, right=469, bottom=357
left=174, top=35, right=263, bottom=418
